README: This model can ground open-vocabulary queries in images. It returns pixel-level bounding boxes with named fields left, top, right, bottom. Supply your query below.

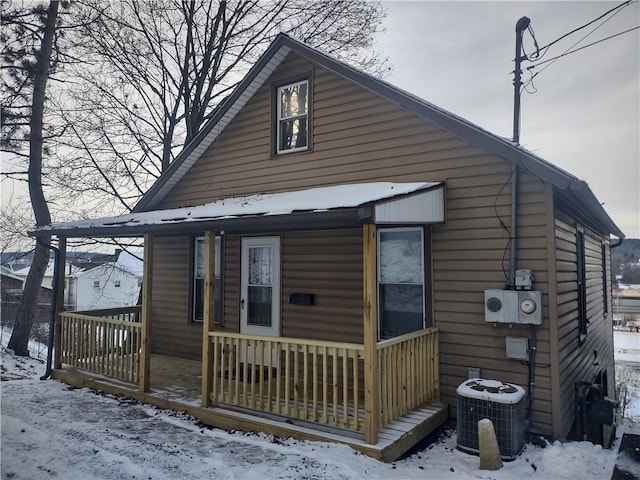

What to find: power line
left=529, top=26, right=639, bottom=69
left=533, top=0, right=636, bottom=57
left=521, top=2, right=637, bottom=92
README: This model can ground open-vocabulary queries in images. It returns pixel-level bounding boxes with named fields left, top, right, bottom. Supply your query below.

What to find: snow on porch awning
left=30, top=182, right=445, bottom=238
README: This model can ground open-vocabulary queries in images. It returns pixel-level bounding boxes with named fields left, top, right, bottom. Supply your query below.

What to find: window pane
left=380, top=230, right=422, bottom=283
left=249, top=246, right=272, bottom=285
left=279, top=118, right=307, bottom=151
left=379, top=284, right=423, bottom=339
left=195, top=237, right=220, bottom=277
left=194, top=236, right=222, bottom=324
left=194, top=278, right=222, bottom=323
left=248, top=286, right=272, bottom=326
left=194, top=278, right=204, bottom=321
left=280, top=82, right=307, bottom=118
left=195, top=238, right=205, bottom=278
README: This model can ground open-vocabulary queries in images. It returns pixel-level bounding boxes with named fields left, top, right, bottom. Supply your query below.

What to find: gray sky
left=376, top=1, right=639, bottom=238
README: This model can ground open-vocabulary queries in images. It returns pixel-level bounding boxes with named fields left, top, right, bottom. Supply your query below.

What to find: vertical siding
left=554, top=212, right=614, bottom=438
left=149, top=52, right=558, bottom=436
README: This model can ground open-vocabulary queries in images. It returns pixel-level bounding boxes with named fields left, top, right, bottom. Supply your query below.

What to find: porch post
left=363, top=224, right=379, bottom=444
left=201, top=230, right=216, bottom=408
left=140, top=234, right=153, bottom=392
left=53, top=236, right=66, bottom=370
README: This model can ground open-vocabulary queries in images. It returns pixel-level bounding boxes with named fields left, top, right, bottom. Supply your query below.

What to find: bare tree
left=1, top=0, right=61, bottom=356
left=0, top=1, right=386, bottom=354
left=49, top=0, right=387, bottom=214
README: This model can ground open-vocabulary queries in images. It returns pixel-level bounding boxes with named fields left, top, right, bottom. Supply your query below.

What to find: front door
left=240, top=236, right=281, bottom=338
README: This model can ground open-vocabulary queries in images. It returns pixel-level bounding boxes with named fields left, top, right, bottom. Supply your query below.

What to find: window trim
left=577, top=230, right=587, bottom=342
left=601, top=243, right=608, bottom=315
left=190, top=235, right=224, bottom=325
left=272, top=74, right=312, bottom=155
left=376, top=226, right=430, bottom=340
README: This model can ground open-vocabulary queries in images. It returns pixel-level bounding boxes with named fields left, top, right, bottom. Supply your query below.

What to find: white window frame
left=276, top=79, right=309, bottom=154
left=377, top=227, right=426, bottom=340
left=193, top=235, right=222, bottom=324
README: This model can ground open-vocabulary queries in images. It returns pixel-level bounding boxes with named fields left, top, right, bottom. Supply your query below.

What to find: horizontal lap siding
left=150, top=237, right=201, bottom=360
left=555, top=214, right=613, bottom=438
left=434, top=172, right=553, bottom=436
left=154, top=53, right=555, bottom=434
left=159, top=54, right=490, bottom=205
left=151, top=236, right=241, bottom=361
left=282, top=229, right=362, bottom=343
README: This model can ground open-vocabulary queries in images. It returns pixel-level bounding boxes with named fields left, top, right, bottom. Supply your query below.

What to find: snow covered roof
left=116, top=251, right=144, bottom=277
left=31, top=182, right=444, bottom=238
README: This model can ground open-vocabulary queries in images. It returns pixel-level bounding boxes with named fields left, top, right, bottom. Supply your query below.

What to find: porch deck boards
left=53, top=352, right=448, bottom=461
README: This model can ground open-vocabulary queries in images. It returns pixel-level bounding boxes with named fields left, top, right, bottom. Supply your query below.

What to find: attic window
left=276, top=80, right=309, bottom=153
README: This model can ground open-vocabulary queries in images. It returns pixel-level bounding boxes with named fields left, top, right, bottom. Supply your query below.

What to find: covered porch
left=51, top=266, right=446, bottom=460
left=38, top=182, right=449, bottom=461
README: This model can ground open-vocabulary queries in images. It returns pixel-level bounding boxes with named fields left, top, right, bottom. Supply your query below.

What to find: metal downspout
left=509, top=16, right=529, bottom=287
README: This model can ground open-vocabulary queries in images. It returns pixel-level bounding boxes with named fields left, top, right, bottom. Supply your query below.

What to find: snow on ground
left=1, top=332, right=639, bottom=480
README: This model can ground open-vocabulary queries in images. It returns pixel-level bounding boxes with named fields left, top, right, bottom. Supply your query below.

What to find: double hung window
left=276, top=80, right=308, bottom=153
left=193, top=236, right=222, bottom=324
left=378, top=228, right=426, bottom=339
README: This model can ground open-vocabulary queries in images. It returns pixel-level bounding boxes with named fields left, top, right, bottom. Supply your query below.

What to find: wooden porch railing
left=208, top=328, right=439, bottom=436
left=377, top=327, right=439, bottom=425
left=209, top=332, right=366, bottom=432
left=59, top=306, right=142, bottom=383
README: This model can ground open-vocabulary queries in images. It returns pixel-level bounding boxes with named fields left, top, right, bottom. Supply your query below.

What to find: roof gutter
left=29, top=208, right=369, bottom=239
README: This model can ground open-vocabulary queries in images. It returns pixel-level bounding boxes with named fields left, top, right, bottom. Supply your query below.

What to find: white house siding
left=74, top=264, right=140, bottom=311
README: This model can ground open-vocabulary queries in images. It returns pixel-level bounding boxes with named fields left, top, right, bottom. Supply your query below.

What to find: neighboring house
left=1, top=265, right=52, bottom=330
left=12, top=249, right=142, bottom=312
left=31, top=34, right=623, bottom=460
left=613, top=289, right=640, bottom=330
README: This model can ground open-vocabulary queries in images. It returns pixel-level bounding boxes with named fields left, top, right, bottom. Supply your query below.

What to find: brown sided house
left=32, top=34, right=624, bottom=461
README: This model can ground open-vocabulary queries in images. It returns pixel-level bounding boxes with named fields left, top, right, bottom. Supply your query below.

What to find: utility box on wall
left=484, top=290, right=542, bottom=325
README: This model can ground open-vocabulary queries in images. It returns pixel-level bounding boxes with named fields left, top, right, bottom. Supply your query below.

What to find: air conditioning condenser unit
left=456, top=378, right=527, bottom=459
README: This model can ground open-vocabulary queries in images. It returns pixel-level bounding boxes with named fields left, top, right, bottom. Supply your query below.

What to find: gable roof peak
left=132, top=34, right=623, bottom=239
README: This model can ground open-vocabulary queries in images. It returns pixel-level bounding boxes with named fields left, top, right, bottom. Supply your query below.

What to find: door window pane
left=247, top=246, right=273, bottom=326
left=248, top=286, right=272, bottom=326
left=249, top=246, right=272, bottom=285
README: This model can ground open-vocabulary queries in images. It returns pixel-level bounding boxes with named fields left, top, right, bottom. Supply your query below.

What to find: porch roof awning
left=30, top=182, right=445, bottom=238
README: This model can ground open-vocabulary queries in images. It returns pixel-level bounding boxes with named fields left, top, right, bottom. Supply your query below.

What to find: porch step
left=211, top=401, right=449, bottom=462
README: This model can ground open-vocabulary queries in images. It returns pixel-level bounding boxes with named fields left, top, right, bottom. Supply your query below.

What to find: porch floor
left=52, top=353, right=449, bottom=461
